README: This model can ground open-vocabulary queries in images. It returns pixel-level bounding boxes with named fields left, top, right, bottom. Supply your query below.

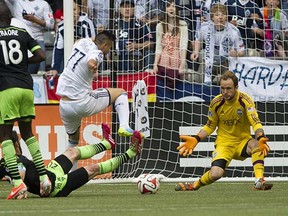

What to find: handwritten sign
left=229, top=57, right=288, bottom=101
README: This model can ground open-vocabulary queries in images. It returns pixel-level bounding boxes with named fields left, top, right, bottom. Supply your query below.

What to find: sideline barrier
left=33, top=72, right=157, bottom=104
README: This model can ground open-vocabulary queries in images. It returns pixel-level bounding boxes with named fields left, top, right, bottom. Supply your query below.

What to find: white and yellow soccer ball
left=137, top=173, right=160, bottom=194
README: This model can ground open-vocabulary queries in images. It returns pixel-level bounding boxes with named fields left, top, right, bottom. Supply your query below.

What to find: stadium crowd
left=5, top=0, right=287, bottom=83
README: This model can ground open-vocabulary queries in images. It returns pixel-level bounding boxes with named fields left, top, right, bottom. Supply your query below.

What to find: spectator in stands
left=281, top=0, right=288, bottom=15
left=0, top=124, right=143, bottom=198
left=253, top=0, right=265, bottom=8
left=200, top=0, right=228, bottom=22
left=45, top=0, right=63, bottom=28
left=5, top=0, right=55, bottom=74
left=133, top=0, right=162, bottom=70
left=152, top=0, right=188, bottom=88
left=260, top=0, right=288, bottom=58
left=50, top=0, right=95, bottom=76
left=116, top=0, right=153, bottom=73
left=176, top=0, right=202, bottom=82
left=87, top=0, right=112, bottom=73
left=52, top=0, right=64, bottom=31
left=88, top=0, right=110, bottom=32
left=225, top=0, right=264, bottom=56
left=191, top=3, right=244, bottom=85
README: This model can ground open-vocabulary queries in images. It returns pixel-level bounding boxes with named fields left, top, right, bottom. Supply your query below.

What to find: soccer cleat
left=7, top=182, right=28, bottom=200
left=118, top=127, right=134, bottom=137
left=253, top=178, right=273, bottom=190
left=102, top=123, right=116, bottom=149
left=40, top=177, right=52, bottom=197
left=129, top=130, right=143, bottom=155
left=175, top=182, right=196, bottom=191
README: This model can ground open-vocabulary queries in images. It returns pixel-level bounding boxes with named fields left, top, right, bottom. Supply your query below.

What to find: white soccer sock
left=114, top=92, right=130, bottom=128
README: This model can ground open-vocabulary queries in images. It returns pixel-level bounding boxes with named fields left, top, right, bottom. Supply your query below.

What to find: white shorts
left=59, top=88, right=110, bottom=134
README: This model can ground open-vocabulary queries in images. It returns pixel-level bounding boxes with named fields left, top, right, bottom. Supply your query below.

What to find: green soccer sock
left=75, top=141, right=110, bottom=160
left=25, top=136, right=47, bottom=181
left=1, top=140, right=23, bottom=187
left=126, top=148, right=137, bottom=159
left=98, top=153, right=130, bottom=174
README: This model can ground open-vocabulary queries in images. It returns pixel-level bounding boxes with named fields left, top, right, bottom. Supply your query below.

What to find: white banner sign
left=229, top=57, right=288, bottom=101
left=32, top=74, right=48, bottom=104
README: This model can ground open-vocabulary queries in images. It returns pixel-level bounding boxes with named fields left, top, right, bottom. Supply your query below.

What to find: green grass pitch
left=1, top=181, right=288, bottom=216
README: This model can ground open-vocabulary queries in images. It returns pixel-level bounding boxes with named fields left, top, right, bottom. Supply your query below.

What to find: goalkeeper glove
left=177, top=135, right=201, bottom=157
left=257, top=135, right=270, bottom=157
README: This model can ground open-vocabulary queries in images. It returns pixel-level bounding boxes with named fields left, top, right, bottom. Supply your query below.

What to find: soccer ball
left=137, top=174, right=160, bottom=194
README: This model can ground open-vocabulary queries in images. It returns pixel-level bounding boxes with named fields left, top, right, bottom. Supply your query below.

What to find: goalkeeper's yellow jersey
left=202, top=91, right=263, bottom=145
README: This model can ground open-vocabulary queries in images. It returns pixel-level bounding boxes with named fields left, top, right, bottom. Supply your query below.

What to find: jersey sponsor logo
left=231, top=15, right=247, bottom=26
left=222, top=118, right=241, bottom=126
left=119, top=30, right=129, bottom=39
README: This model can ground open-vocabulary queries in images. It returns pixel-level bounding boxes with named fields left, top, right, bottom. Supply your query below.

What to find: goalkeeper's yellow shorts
left=212, top=138, right=251, bottom=167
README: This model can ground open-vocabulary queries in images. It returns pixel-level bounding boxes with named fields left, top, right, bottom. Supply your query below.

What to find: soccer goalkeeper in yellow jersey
left=175, top=70, right=272, bottom=191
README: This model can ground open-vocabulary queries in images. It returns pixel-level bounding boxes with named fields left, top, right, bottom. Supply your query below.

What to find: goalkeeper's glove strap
left=257, top=135, right=266, bottom=141
left=194, top=135, right=201, bottom=142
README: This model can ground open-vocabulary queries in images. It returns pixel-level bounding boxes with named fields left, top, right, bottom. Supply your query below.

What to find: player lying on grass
left=0, top=123, right=142, bottom=199
left=175, top=70, right=273, bottom=191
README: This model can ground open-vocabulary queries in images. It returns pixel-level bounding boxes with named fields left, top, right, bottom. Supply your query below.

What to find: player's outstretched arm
left=177, top=130, right=208, bottom=157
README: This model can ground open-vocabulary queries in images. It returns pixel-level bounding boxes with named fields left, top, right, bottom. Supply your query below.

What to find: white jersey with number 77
left=56, top=38, right=104, bottom=100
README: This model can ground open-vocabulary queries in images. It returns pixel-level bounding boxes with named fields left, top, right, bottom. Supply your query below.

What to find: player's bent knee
left=211, top=159, right=227, bottom=180
left=210, top=166, right=225, bottom=181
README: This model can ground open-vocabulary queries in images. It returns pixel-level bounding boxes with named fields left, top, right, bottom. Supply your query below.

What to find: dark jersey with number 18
left=0, top=26, right=41, bottom=91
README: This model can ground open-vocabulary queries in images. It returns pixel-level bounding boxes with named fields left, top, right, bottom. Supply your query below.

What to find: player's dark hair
left=220, top=70, right=239, bottom=87
left=161, top=0, right=180, bottom=36
left=95, top=30, right=116, bottom=44
left=74, top=0, right=82, bottom=6
left=210, top=3, right=228, bottom=19
left=0, top=1, right=12, bottom=26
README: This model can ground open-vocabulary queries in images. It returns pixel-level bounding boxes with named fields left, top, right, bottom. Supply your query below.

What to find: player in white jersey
left=56, top=31, right=134, bottom=169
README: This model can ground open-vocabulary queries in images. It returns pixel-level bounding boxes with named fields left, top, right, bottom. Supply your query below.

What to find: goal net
left=71, top=0, right=288, bottom=182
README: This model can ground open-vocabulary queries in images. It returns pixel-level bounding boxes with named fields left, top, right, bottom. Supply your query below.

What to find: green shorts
left=0, top=88, right=35, bottom=124
left=46, top=159, right=68, bottom=197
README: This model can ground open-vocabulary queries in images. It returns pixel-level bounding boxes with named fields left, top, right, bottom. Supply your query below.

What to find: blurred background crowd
left=6, top=0, right=288, bottom=86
